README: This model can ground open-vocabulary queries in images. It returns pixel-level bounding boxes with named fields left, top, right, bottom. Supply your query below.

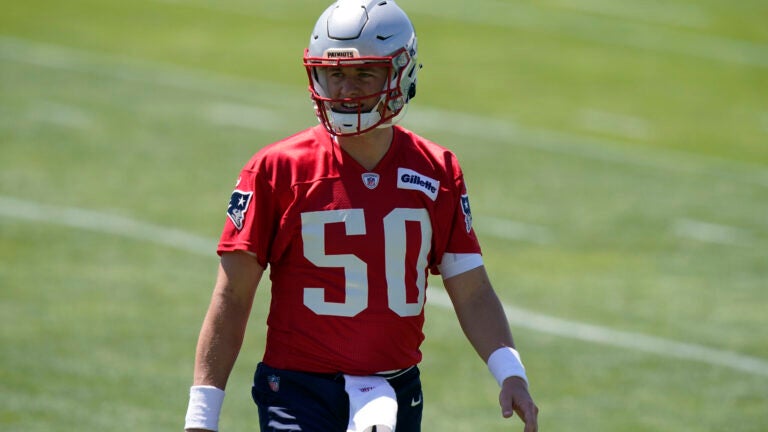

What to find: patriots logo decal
left=227, top=189, right=253, bottom=230
left=460, top=194, right=473, bottom=233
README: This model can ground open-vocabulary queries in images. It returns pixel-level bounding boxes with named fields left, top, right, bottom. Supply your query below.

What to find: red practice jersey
left=218, top=125, right=482, bottom=375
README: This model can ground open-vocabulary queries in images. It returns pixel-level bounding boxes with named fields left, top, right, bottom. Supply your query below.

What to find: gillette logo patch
left=398, top=168, right=439, bottom=201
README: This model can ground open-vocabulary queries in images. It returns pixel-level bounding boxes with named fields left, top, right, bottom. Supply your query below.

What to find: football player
left=185, top=1, right=538, bottom=431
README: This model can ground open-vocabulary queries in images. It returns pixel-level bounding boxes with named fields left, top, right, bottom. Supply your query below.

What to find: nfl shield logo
left=267, top=374, right=280, bottom=392
left=361, top=173, right=380, bottom=190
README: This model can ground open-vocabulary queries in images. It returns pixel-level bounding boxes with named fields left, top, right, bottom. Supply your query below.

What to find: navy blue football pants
left=252, top=362, right=423, bottom=432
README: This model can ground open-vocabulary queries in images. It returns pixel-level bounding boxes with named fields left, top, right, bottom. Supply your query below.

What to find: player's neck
left=336, top=127, right=394, bottom=171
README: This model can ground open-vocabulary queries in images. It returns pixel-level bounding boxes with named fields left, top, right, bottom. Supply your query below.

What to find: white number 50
left=301, top=208, right=431, bottom=317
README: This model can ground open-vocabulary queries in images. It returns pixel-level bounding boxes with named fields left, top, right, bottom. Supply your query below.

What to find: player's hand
left=499, top=376, right=539, bottom=431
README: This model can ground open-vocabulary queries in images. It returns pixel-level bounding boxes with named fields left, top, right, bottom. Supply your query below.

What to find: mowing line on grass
left=205, top=102, right=290, bottom=131
left=148, top=0, right=768, bottom=69
left=673, top=218, right=754, bottom=247
left=427, top=288, right=768, bottom=378
left=478, top=216, right=553, bottom=245
left=406, top=109, right=768, bottom=189
left=2, top=35, right=768, bottom=188
left=576, top=108, right=652, bottom=141
left=0, top=196, right=217, bottom=257
left=1, top=194, right=766, bottom=378
left=28, top=100, right=96, bottom=131
left=546, top=0, right=711, bottom=29
left=408, top=2, right=768, bottom=69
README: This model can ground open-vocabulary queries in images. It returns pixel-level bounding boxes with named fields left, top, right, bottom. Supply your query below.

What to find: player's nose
left=338, top=77, right=365, bottom=98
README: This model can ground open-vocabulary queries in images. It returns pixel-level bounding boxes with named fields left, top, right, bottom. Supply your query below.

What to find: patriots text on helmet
left=326, top=49, right=357, bottom=58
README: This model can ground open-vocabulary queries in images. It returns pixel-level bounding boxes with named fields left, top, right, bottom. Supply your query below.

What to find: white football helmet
left=304, top=0, right=420, bottom=136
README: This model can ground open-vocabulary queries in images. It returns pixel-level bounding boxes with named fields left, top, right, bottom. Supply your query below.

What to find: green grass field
left=1, top=0, right=767, bottom=430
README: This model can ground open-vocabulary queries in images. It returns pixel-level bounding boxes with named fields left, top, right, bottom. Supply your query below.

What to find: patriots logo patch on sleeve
left=227, top=190, right=253, bottom=230
left=460, top=194, right=473, bottom=233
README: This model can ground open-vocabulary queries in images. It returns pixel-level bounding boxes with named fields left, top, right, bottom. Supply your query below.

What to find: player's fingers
left=515, top=400, right=539, bottom=432
left=499, top=391, right=515, bottom=418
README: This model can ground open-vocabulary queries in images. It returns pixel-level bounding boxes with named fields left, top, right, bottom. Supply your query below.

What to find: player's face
left=325, top=66, right=389, bottom=114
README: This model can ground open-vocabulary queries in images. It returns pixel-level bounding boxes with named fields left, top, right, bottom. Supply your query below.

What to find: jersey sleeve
left=432, top=161, right=484, bottom=277
left=217, top=160, right=277, bottom=268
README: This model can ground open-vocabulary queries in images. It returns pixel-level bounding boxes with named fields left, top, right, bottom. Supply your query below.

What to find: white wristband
left=185, top=385, right=225, bottom=431
left=487, top=347, right=528, bottom=387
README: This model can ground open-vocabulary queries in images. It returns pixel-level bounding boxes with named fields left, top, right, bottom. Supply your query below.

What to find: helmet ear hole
left=407, top=83, right=416, bottom=100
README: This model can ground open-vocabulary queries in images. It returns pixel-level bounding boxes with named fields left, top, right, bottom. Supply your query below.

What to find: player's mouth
left=334, top=101, right=365, bottom=113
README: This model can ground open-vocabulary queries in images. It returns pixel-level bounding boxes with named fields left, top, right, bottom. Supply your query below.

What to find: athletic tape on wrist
left=487, top=347, right=528, bottom=387
left=185, top=385, right=225, bottom=431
